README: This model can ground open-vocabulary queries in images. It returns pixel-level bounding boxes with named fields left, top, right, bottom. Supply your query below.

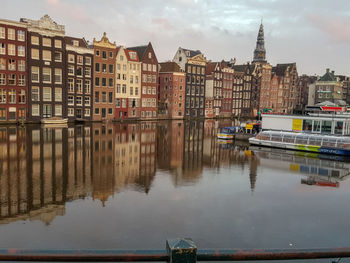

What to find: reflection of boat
left=250, top=146, right=350, bottom=187
left=249, top=130, right=350, bottom=156
left=217, top=127, right=237, bottom=139
left=41, top=117, right=68, bottom=125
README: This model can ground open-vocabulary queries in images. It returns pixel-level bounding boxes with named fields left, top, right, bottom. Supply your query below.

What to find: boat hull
left=249, top=137, right=350, bottom=156
left=217, top=133, right=234, bottom=140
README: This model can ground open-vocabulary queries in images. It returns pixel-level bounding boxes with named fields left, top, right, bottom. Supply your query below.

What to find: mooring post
left=166, top=238, right=197, bottom=263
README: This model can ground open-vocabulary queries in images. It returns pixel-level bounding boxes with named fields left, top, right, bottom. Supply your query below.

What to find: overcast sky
left=2, top=0, right=350, bottom=76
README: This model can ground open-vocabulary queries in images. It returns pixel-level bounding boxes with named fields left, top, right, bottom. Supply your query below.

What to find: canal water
left=0, top=120, right=350, bottom=258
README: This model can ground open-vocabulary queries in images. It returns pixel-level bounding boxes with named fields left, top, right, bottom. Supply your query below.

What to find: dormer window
left=72, top=40, right=79, bottom=46
left=186, top=51, right=190, bottom=56
left=130, top=52, right=136, bottom=60
left=148, top=52, right=152, bottom=59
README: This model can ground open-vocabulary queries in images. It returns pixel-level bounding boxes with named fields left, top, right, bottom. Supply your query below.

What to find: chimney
left=331, top=70, right=335, bottom=75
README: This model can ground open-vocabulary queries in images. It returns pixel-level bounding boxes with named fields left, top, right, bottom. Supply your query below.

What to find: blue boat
left=217, top=126, right=238, bottom=140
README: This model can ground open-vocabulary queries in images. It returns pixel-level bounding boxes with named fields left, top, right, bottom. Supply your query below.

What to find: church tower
left=253, top=21, right=266, bottom=63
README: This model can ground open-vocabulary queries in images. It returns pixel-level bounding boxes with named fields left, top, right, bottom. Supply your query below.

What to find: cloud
left=307, top=14, right=350, bottom=43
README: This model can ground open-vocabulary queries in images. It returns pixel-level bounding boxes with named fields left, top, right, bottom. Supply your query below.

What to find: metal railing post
left=166, top=238, right=197, bottom=263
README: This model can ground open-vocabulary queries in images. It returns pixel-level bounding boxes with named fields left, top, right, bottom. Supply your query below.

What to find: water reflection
left=0, top=120, right=349, bottom=226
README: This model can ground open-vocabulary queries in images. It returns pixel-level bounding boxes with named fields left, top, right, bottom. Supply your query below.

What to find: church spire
left=253, top=21, right=266, bottom=63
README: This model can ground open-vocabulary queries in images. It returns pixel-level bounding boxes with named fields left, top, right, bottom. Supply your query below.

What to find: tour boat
left=249, top=130, right=350, bottom=156
left=217, top=126, right=237, bottom=140
left=41, top=117, right=68, bottom=125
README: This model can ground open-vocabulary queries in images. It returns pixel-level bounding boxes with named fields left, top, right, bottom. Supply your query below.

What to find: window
left=95, top=108, right=99, bottom=115
left=108, top=108, right=112, bottom=115
left=95, top=63, right=100, bottom=72
left=68, top=108, right=74, bottom=116
left=102, top=78, right=106, bottom=86
left=85, top=80, right=91, bottom=93
left=54, top=51, right=62, bottom=62
left=9, top=89, right=16, bottom=103
left=152, top=87, right=156, bottom=94
left=43, top=50, right=51, bottom=61
left=0, top=27, right=5, bottom=39
left=122, top=84, right=126, bottom=93
left=8, top=28, right=15, bottom=40
left=77, top=55, right=83, bottom=64
left=148, top=64, right=152, bottom=71
left=109, top=51, right=113, bottom=58
left=84, top=108, right=90, bottom=116
left=77, top=66, right=83, bottom=76
left=153, top=64, right=157, bottom=72
left=43, top=67, right=51, bottom=83
left=95, top=91, right=99, bottom=102
left=16, top=30, right=25, bottom=41
left=0, top=43, right=5, bottom=54
left=116, top=84, right=121, bottom=93
left=8, top=74, right=15, bottom=85
left=85, top=57, right=91, bottom=65
left=68, top=78, right=74, bottom=92
left=8, top=59, right=16, bottom=70
left=152, top=75, right=156, bottom=83
left=72, top=40, right=79, bottom=46
left=0, top=74, right=5, bottom=85
left=116, top=98, right=121, bottom=107
left=18, top=46, right=25, bottom=56
left=68, top=54, right=75, bottom=63
left=55, top=87, right=62, bottom=101
left=96, top=50, right=100, bottom=56
left=68, top=95, right=74, bottom=105
left=42, top=38, right=51, bottom=47
left=18, top=75, right=25, bottom=86
left=102, top=51, right=107, bottom=59
left=55, top=105, right=62, bottom=116
left=102, top=63, right=107, bottom=72
left=84, top=96, right=90, bottom=105
left=130, top=75, right=133, bottom=84
left=31, top=48, right=39, bottom=59
left=68, top=65, right=74, bottom=75
left=19, top=90, right=26, bottom=103
left=95, top=77, right=100, bottom=86
left=18, top=60, right=25, bottom=71
left=85, top=67, right=91, bottom=77
left=120, top=55, right=123, bottom=61
left=54, top=68, right=62, bottom=84
left=108, top=78, right=113, bottom=87
left=32, top=104, right=40, bottom=116
left=0, top=89, right=6, bottom=103
left=43, top=87, right=52, bottom=101
left=102, top=92, right=106, bottom=102
left=148, top=52, right=152, bottom=59
left=8, top=44, right=15, bottom=56
left=130, top=87, right=133, bottom=95
left=109, top=64, right=113, bottom=73
left=76, top=79, right=83, bottom=93
left=31, top=87, right=39, bottom=101
left=54, top=39, right=62, bottom=48
left=135, top=88, right=138, bottom=95
left=31, top=35, right=39, bottom=45
left=108, top=92, right=113, bottom=103
left=76, top=96, right=82, bottom=106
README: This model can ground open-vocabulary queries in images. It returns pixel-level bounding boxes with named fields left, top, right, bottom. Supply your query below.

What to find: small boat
left=217, top=126, right=237, bottom=140
left=249, top=130, right=350, bottom=156
left=41, top=117, right=68, bottom=125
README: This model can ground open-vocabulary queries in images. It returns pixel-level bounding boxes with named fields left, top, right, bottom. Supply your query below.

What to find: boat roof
left=259, top=130, right=350, bottom=142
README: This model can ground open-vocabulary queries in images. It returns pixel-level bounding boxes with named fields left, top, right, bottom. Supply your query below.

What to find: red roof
left=124, top=48, right=139, bottom=62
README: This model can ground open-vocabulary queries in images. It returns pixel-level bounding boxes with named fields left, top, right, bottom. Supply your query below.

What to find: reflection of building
left=91, top=123, right=114, bottom=205
left=0, top=125, right=92, bottom=225
left=139, top=122, right=156, bottom=192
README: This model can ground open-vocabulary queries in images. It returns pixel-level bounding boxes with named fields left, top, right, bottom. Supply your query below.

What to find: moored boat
left=41, top=117, right=68, bottom=125
left=217, top=126, right=237, bottom=140
left=249, top=130, right=350, bottom=156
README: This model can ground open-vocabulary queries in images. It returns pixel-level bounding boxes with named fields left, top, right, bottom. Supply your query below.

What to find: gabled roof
left=181, top=48, right=202, bottom=58
left=128, top=45, right=148, bottom=59
left=320, top=69, right=337, bottom=81
left=273, top=63, right=296, bottom=77
left=159, top=62, right=182, bottom=73
left=206, top=62, right=218, bottom=75
left=124, top=49, right=139, bottom=62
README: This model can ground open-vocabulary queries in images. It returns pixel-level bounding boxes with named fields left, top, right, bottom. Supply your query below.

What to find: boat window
left=313, top=120, right=321, bottom=132
left=321, top=120, right=332, bottom=134
left=271, top=134, right=282, bottom=142
left=282, top=135, right=294, bottom=143
left=322, top=138, right=336, bottom=148
left=308, top=137, right=319, bottom=146
left=334, top=121, right=343, bottom=135
left=295, top=135, right=308, bottom=145
left=303, top=119, right=312, bottom=132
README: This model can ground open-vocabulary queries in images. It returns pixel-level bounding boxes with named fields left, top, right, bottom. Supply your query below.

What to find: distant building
left=159, top=61, right=185, bottom=119
left=315, top=69, right=343, bottom=105
left=0, top=18, right=27, bottom=121
left=295, top=75, right=316, bottom=111
left=252, top=21, right=266, bottom=64
left=128, top=42, right=158, bottom=119
left=92, top=32, right=116, bottom=121
left=64, top=36, right=93, bottom=121
left=114, top=46, right=141, bottom=119
left=21, top=15, right=66, bottom=121
left=173, top=47, right=206, bottom=118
